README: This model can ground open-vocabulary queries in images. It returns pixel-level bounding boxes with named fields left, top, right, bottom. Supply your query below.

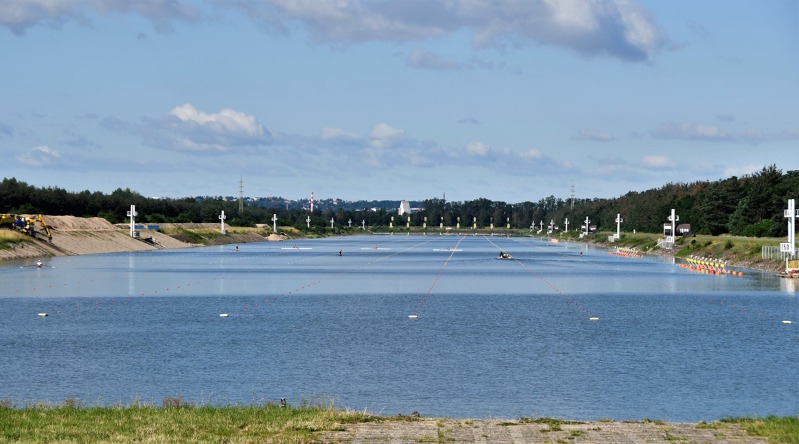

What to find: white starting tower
left=668, top=209, right=679, bottom=244
left=127, top=205, right=137, bottom=238
left=783, top=199, right=797, bottom=259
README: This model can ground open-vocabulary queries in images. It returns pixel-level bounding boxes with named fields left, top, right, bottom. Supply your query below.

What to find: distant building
left=398, top=200, right=412, bottom=215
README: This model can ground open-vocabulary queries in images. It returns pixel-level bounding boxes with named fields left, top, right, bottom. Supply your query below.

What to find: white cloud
left=466, top=141, right=490, bottom=156
left=640, top=155, right=677, bottom=169
left=169, top=103, right=264, bottom=138
left=648, top=122, right=795, bottom=145
left=319, top=127, right=359, bottom=141
left=520, top=149, right=544, bottom=159
left=16, top=145, right=60, bottom=166
left=233, top=0, right=665, bottom=62
left=369, top=122, right=406, bottom=148
left=100, top=104, right=272, bottom=153
left=0, top=0, right=201, bottom=35
left=159, top=103, right=272, bottom=152
left=407, top=49, right=464, bottom=70
left=4, top=0, right=665, bottom=62
left=572, top=128, right=615, bottom=142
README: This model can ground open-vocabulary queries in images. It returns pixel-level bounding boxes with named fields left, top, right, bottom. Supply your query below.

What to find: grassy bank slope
left=578, top=231, right=787, bottom=272
left=0, top=402, right=796, bottom=443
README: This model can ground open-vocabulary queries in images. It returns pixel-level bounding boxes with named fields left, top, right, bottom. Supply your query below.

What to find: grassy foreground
left=0, top=401, right=379, bottom=443
left=718, top=416, right=799, bottom=444
left=1, top=401, right=797, bottom=443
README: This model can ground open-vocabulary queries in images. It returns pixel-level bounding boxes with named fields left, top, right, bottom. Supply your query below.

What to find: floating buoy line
left=408, top=237, right=465, bottom=319
left=608, top=247, right=643, bottom=258
left=485, top=236, right=601, bottom=322
left=10, top=236, right=793, bottom=328
left=503, top=236, right=795, bottom=326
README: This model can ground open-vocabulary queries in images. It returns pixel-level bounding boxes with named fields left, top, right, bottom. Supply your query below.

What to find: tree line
left=1, top=165, right=797, bottom=236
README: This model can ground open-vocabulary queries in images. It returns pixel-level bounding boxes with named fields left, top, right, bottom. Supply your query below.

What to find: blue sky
left=2, top=0, right=797, bottom=203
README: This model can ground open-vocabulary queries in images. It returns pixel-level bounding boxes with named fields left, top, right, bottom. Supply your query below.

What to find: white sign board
left=780, top=242, right=793, bottom=253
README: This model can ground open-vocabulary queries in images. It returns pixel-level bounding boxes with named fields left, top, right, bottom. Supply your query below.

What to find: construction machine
left=18, top=215, right=53, bottom=241
left=0, top=214, right=16, bottom=228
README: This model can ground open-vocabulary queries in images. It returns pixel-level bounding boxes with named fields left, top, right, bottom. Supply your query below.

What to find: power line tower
left=238, top=177, right=244, bottom=214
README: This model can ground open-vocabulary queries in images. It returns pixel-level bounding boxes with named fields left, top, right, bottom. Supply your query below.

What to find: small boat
left=497, top=252, right=512, bottom=260
left=36, top=260, right=43, bottom=268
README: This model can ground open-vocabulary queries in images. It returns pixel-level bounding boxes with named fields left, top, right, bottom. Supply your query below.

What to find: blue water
left=1, top=235, right=796, bottom=421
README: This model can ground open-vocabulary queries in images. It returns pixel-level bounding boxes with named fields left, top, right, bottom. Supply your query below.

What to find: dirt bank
left=319, top=417, right=765, bottom=443
left=0, top=216, right=286, bottom=262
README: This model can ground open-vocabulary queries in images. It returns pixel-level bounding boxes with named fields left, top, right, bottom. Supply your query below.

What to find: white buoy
left=408, top=314, right=417, bottom=319
left=219, top=313, right=229, bottom=318
left=589, top=317, right=599, bottom=321
left=782, top=320, right=792, bottom=324
left=37, top=313, right=48, bottom=317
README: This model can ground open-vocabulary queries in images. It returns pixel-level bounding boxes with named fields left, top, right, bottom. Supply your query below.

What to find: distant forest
left=1, top=165, right=797, bottom=237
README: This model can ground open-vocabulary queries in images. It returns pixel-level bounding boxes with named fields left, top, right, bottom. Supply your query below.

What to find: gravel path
left=319, top=418, right=764, bottom=443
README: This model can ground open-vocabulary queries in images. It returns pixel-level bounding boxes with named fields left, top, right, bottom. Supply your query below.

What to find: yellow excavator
left=23, top=215, right=52, bottom=241
left=0, top=214, right=16, bottom=227
left=1, top=214, right=53, bottom=241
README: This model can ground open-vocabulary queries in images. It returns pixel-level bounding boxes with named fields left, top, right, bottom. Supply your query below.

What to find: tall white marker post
left=668, top=209, right=679, bottom=245
left=564, top=218, right=569, bottom=232
left=330, top=218, right=334, bottom=229
left=272, top=214, right=278, bottom=233
left=615, top=213, right=623, bottom=240
left=127, top=205, right=137, bottom=238
left=306, top=216, right=311, bottom=228
left=362, top=219, right=366, bottom=230
left=219, top=210, right=226, bottom=234
left=348, top=219, right=352, bottom=228
left=782, top=199, right=797, bottom=265
left=583, top=216, right=590, bottom=237
left=507, top=217, right=510, bottom=230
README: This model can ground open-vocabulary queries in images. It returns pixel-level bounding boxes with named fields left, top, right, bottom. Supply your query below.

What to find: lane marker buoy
left=589, top=317, right=599, bottom=321
left=37, top=313, right=48, bottom=317
left=219, top=313, right=229, bottom=317
left=408, top=314, right=417, bottom=319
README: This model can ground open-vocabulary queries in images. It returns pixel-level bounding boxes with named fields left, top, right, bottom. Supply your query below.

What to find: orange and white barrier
left=678, top=256, right=743, bottom=276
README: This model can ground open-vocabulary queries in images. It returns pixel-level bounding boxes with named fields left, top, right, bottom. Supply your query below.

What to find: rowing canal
left=1, top=235, right=796, bottom=421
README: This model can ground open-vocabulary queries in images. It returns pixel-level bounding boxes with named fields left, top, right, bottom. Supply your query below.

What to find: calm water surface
left=1, top=235, right=796, bottom=421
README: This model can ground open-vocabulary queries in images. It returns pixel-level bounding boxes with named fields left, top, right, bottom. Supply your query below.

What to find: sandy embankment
left=0, top=216, right=281, bottom=261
